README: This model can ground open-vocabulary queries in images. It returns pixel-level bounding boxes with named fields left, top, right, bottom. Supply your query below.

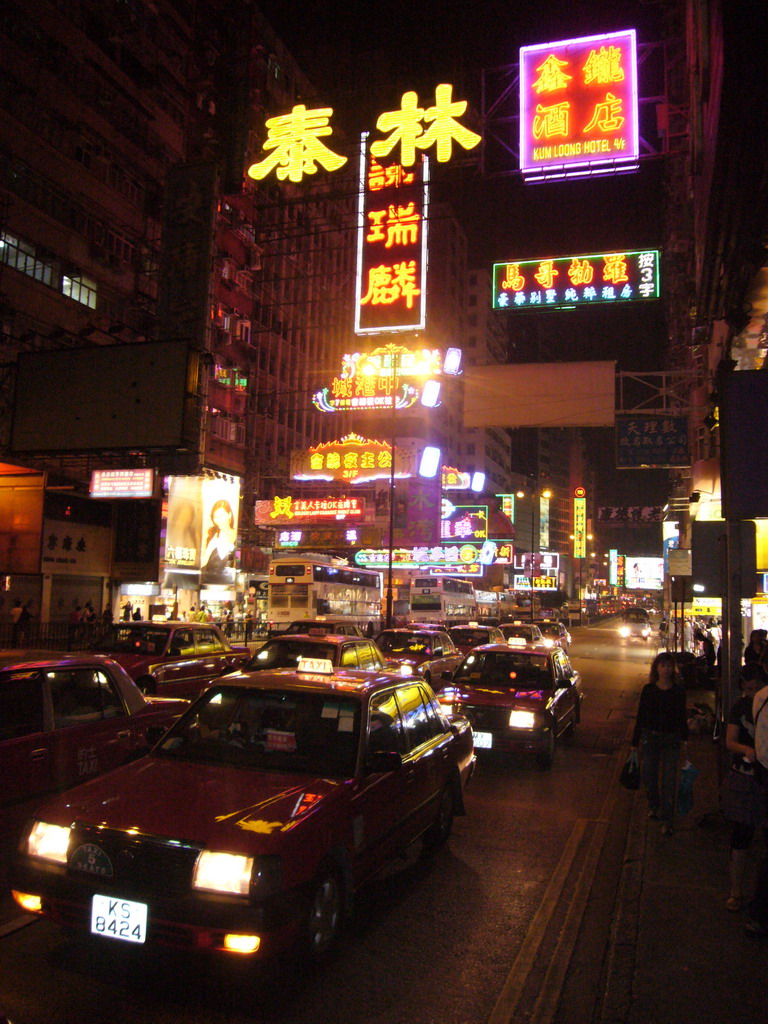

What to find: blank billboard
left=11, top=341, right=198, bottom=453
left=463, top=361, right=616, bottom=428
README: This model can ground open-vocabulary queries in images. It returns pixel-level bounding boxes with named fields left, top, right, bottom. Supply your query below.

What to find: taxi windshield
left=250, top=640, right=336, bottom=670
left=454, top=651, right=550, bottom=689
left=376, top=633, right=432, bottom=656
left=92, top=626, right=169, bottom=655
left=499, top=625, right=534, bottom=640
left=536, top=623, right=560, bottom=639
left=449, top=629, right=489, bottom=646
left=156, top=686, right=360, bottom=777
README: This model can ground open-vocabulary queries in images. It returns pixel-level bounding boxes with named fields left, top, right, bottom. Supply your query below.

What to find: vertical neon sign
left=573, top=486, right=587, bottom=558
left=354, top=132, right=429, bottom=335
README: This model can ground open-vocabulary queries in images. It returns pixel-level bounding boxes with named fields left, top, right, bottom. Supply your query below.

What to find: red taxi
left=11, top=658, right=475, bottom=959
left=437, top=643, right=583, bottom=769
left=448, top=624, right=505, bottom=657
left=375, top=628, right=463, bottom=687
left=91, top=621, right=250, bottom=696
left=0, top=654, right=188, bottom=839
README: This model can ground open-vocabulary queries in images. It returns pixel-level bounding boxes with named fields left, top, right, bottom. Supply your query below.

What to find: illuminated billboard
left=440, top=504, right=488, bottom=542
left=573, top=487, right=587, bottom=559
left=164, top=475, right=241, bottom=589
left=354, top=540, right=513, bottom=570
left=624, top=557, right=664, bottom=591
left=90, top=469, right=154, bottom=499
left=492, top=250, right=659, bottom=311
left=254, top=496, right=372, bottom=526
left=290, top=434, right=417, bottom=484
left=520, top=29, right=639, bottom=181
left=355, top=134, right=428, bottom=335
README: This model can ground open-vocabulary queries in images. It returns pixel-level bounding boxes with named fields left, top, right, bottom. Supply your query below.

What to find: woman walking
left=631, top=651, right=689, bottom=835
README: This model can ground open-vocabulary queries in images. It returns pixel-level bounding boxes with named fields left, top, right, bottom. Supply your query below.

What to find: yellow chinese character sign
left=290, top=434, right=417, bottom=484
left=520, top=29, right=639, bottom=181
left=247, top=105, right=347, bottom=183
left=355, top=135, right=428, bottom=335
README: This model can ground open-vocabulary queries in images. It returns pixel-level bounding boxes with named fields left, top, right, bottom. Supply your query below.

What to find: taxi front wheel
left=304, top=870, right=343, bottom=959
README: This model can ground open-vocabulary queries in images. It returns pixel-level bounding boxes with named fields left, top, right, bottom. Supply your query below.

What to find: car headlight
left=542, top=638, right=555, bottom=648
left=193, top=851, right=254, bottom=896
left=619, top=626, right=630, bottom=638
left=27, top=821, right=71, bottom=864
left=508, top=710, right=537, bottom=729
left=642, top=627, right=651, bottom=636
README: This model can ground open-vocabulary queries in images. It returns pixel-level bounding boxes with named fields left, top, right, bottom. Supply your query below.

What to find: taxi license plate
left=91, top=894, right=147, bottom=944
left=473, top=731, right=493, bottom=749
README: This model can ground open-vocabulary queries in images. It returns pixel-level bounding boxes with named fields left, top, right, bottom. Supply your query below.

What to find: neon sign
left=573, top=486, right=587, bottom=559
left=355, top=135, right=428, bottom=335
left=354, top=541, right=513, bottom=569
left=290, top=434, right=417, bottom=484
left=520, top=30, right=639, bottom=181
left=254, top=496, right=370, bottom=527
left=440, top=504, right=488, bottom=542
left=90, top=469, right=154, bottom=499
left=312, top=343, right=444, bottom=413
left=372, top=85, right=481, bottom=167
left=442, top=467, right=471, bottom=490
left=247, top=106, right=347, bottom=183
left=492, top=249, right=659, bottom=311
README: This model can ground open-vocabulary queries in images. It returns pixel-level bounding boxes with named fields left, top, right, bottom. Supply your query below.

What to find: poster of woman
left=200, top=478, right=240, bottom=587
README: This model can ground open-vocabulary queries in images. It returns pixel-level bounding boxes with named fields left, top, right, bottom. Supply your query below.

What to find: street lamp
left=517, top=483, right=552, bottom=623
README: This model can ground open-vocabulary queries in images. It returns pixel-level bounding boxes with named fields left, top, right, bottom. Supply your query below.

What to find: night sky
left=255, top=1, right=674, bottom=525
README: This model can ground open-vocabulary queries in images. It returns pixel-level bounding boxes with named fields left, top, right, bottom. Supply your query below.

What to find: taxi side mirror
left=365, top=750, right=403, bottom=773
left=168, top=646, right=181, bottom=657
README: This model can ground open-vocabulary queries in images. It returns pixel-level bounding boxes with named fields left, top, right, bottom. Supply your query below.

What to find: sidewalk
left=599, top=687, right=766, bottom=1024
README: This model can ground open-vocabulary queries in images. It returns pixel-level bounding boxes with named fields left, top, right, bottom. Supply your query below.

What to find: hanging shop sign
left=313, top=343, right=444, bottom=412
left=247, top=84, right=480, bottom=184
left=615, top=414, right=690, bottom=468
left=254, top=496, right=372, bottom=527
left=90, top=469, right=154, bottom=499
left=513, top=575, right=559, bottom=590
left=354, top=135, right=429, bottom=335
left=276, top=526, right=382, bottom=550
left=163, top=475, right=241, bottom=590
left=492, top=249, right=659, bottom=311
left=440, top=504, right=488, bottom=542
left=598, top=506, right=663, bottom=522
left=290, top=434, right=417, bottom=484
left=520, top=29, right=639, bottom=181
left=354, top=540, right=513, bottom=570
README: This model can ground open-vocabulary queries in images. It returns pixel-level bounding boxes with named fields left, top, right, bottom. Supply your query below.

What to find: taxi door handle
left=117, top=730, right=131, bottom=740
left=30, top=748, right=49, bottom=761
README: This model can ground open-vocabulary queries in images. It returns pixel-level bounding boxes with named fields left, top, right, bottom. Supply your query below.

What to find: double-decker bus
left=267, top=556, right=383, bottom=631
left=408, top=576, right=476, bottom=626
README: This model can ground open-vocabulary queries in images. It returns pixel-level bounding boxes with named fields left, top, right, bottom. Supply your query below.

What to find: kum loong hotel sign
left=520, top=29, right=639, bottom=182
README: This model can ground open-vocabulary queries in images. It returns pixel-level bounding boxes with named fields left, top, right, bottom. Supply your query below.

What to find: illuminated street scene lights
left=516, top=484, right=553, bottom=622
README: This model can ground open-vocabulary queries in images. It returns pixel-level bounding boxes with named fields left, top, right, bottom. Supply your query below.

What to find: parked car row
left=3, top=618, right=583, bottom=965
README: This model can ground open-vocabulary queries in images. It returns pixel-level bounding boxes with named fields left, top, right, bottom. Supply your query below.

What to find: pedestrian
left=744, top=628, right=767, bottom=665
left=68, top=605, right=82, bottom=650
left=18, top=601, right=32, bottom=646
left=132, top=607, right=142, bottom=621
left=630, top=651, right=690, bottom=835
left=121, top=601, right=132, bottom=621
left=721, top=664, right=768, bottom=911
left=10, top=599, right=23, bottom=645
left=102, top=605, right=113, bottom=628
left=746, top=679, right=768, bottom=936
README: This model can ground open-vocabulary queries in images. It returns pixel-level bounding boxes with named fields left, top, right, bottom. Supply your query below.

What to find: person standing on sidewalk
left=631, top=651, right=689, bottom=835
left=721, top=664, right=767, bottom=911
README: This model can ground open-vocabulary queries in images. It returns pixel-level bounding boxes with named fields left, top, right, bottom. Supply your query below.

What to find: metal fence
left=0, top=621, right=270, bottom=653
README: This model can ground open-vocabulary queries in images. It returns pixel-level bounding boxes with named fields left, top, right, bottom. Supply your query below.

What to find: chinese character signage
left=513, top=575, right=558, bottom=590
left=520, top=29, right=639, bottom=181
left=355, top=134, right=428, bottom=335
left=615, top=415, right=689, bottom=468
left=90, top=469, right=154, bottom=499
left=598, top=506, right=663, bottom=523
left=354, top=540, right=513, bottom=570
left=443, top=467, right=472, bottom=490
left=492, top=249, right=659, bottom=311
left=291, top=434, right=417, bottom=484
left=573, top=486, right=586, bottom=559
left=276, top=526, right=382, bottom=550
left=441, top=504, right=488, bottom=542
left=313, top=343, right=443, bottom=413
left=254, top=496, right=372, bottom=526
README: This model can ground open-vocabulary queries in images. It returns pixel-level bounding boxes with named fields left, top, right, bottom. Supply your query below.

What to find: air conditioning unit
left=236, top=319, right=251, bottom=344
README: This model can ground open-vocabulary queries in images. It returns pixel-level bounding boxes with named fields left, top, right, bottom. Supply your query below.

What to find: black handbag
left=620, top=750, right=640, bottom=790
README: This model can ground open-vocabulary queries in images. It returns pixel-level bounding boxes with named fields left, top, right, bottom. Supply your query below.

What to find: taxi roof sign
left=297, top=657, right=335, bottom=675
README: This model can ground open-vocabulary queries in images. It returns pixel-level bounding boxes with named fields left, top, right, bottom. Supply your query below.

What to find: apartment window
left=0, top=233, right=54, bottom=286
left=62, top=274, right=98, bottom=309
